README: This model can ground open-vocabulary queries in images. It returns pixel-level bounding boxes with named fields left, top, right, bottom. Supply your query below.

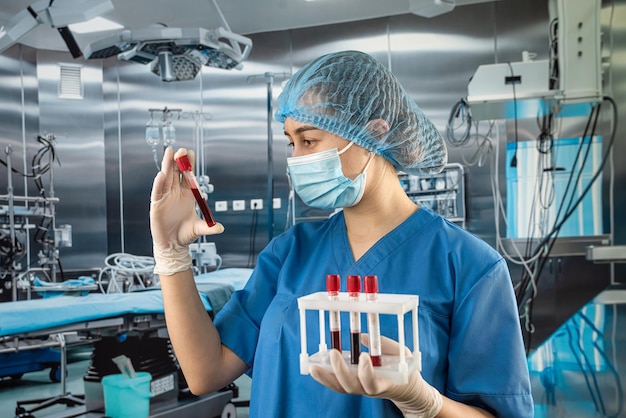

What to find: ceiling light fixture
left=68, top=16, right=123, bottom=34
left=83, top=0, right=252, bottom=82
left=409, top=0, right=456, bottom=18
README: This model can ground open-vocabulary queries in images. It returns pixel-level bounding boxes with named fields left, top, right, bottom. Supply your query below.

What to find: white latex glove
left=150, top=147, right=224, bottom=275
left=310, top=334, right=442, bottom=418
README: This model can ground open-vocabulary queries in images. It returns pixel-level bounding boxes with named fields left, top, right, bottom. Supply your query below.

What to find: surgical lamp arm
left=207, top=0, right=252, bottom=59
left=0, top=0, right=114, bottom=55
left=0, top=7, right=40, bottom=53
left=213, top=26, right=252, bottom=60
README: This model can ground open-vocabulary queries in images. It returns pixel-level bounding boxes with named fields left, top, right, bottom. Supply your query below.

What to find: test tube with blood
left=326, top=274, right=342, bottom=351
left=175, top=154, right=217, bottom=227
left=347, top=275, right=361, bottom=364
left=364, top=275, right=382, bottom=366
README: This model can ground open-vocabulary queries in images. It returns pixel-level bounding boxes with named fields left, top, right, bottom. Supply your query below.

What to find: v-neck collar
left=331, top=207, right=437, bottom=275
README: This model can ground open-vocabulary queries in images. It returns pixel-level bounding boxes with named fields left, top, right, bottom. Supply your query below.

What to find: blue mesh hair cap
left=275, top=50, right=447, bottom=175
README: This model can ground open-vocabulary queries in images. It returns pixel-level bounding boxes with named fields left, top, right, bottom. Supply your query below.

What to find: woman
left=150, top=50, right=533, bottom=417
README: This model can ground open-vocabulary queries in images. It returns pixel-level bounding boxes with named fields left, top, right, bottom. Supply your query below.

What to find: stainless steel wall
left=1, top=0, right=624, bottom=291
left=0, top=45, right=38, bottom=300
left=0, top=44, right=108, bottom=300
left=35, top=50, right=108, bottom=269
left=0, top=45, right=38, bottom=199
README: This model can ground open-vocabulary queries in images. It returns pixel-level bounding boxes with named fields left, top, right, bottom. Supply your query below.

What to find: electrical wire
left=1, top=134, right=57, bottom=245
left=518, top=103, right=600, bottom=311
left=506, top=62, right=519, bottom=168
left=445, top=98, right=472, bottom=147
left=549, top=18, right=559, bottom=90
left=492, top=122, right=542, bottom=274
left=1, top=135, right=63, bottom=281
left=550, top=106, right=600, bottom=234
left=97, top=252, right=156, bottom=293
left=517, top=103, right=598, bottom=311
left=515, top=105, right=564, bottom=306
left=517, top=96, right=618, bottom=350
left=462, top=122, right=494, bottom=168
left=566, top=321, right=605, bottom=415
left=0, top=230, right=25, bottom=270
left=446, top=100, right=494, bottom=169
left=0, top=135, right=59, bottom=186
left=577, top=311, right=624, bottom=418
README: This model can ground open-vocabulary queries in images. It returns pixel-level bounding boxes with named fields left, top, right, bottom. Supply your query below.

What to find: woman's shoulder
left=408, top=209, right=505, bottom=285
left=424, top=210, right=498, bottom=253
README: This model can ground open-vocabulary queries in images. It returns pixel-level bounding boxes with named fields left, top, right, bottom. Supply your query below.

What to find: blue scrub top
left=215, top=207, right=534, bottom=417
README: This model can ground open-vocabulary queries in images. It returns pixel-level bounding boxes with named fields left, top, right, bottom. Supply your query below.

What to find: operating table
left=0, top=267, right=253, bottom=418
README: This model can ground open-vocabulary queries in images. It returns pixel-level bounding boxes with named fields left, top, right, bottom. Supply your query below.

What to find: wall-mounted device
left=466, top=0, right=602, bottom=120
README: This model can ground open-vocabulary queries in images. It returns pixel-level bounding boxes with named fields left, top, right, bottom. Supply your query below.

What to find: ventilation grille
left=58, top=64, right=84, bottom=99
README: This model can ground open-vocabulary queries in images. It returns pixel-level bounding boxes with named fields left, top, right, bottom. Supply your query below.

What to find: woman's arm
left=160, top=268, right=248, bottom=395
left=435, top=398, right=494, bottom=418
left=149, top=146, right=248, bottom=394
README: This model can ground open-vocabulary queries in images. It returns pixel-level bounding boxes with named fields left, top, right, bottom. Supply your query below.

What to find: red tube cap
left=364, top=275, right=378, bottom=294
left=175, top=154, right=192, bottom=172
left=347, top=275, right=361, bottom=293
left=326, top=274, right=340, bottom=292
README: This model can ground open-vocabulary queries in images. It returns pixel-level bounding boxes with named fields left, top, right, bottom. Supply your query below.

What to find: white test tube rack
left=297, top=291, right=420, bottom=385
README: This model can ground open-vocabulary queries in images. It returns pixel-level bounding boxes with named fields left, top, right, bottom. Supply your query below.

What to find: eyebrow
left=284, top=125, right=320, bottom=136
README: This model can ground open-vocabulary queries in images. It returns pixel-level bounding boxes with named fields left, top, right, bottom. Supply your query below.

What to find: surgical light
left=83, top=0, right=252, bottom=82
left=84, top=26, right=252, bottom=82
left=156, top=50, right=175, bottom=82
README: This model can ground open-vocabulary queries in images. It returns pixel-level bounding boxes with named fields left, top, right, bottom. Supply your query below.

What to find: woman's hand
left=150, top=147, right=224, bottom=275
left=310, top=335, right=442, bottom=418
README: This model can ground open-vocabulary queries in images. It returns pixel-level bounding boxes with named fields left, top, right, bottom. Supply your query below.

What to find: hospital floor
left=0, top=346, right=251, bottom=418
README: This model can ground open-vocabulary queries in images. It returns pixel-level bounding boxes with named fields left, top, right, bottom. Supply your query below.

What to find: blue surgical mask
left=286, top=142, right=374, bottom=210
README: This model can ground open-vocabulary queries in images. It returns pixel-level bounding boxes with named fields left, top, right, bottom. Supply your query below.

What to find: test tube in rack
left=364, top=275, right=382, bottom=366
left=326, top=274, right=341, bottom=351
left=297, top=290, right=420, bottom=385
left=347, top=275, right=361, bottom=364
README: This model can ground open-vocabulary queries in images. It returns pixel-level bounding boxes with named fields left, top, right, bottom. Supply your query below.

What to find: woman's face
left=283, top=118, right=372, bottom=180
